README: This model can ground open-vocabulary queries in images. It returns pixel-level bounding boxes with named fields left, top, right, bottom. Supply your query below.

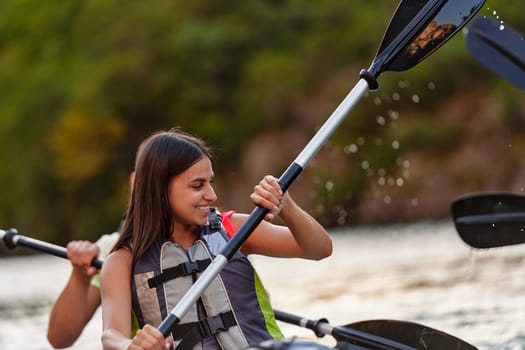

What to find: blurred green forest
left=0, top=0, right=524, bottom=250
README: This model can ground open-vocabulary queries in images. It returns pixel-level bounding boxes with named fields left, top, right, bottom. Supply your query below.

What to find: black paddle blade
left=451, top=192, right=525, bottom=249
left=369, top=0, right=485, bottom=77
left=466, top=16, right=525, bottom=90
left=337, top=319, right=477, bottom=350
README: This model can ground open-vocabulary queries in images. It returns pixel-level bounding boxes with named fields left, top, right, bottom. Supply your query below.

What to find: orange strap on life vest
left=221, top=210, right=236, bottom=238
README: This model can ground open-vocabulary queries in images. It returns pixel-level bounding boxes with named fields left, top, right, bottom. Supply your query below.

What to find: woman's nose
left=205, top=185, right=217, bottom=202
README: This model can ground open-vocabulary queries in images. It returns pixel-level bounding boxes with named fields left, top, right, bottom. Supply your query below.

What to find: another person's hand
left=66, top=240, right=100, bottom=279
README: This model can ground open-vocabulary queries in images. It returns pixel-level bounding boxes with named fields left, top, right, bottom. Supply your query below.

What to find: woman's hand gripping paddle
left=157, top=0, right=487, bottom=338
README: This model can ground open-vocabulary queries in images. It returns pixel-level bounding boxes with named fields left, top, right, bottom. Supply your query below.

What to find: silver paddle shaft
left=295, top=78, right=369, bottom=167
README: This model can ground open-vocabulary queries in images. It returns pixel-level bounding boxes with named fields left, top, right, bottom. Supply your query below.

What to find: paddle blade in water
left=370, top=0, right=486, bottom=77
left=452, top=192, right=525, bottom=249
left=466, top=16, right=525, bottom=90
left=338, top=319, right=478, bottom=350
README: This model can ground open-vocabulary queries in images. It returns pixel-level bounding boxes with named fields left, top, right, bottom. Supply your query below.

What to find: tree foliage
left=0, top=1, right=522, bottom=247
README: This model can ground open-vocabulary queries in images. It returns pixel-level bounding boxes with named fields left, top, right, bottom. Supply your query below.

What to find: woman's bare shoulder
left=229, top=212, right=248, bottom=227
left=103, top=248, right=132, bottom=273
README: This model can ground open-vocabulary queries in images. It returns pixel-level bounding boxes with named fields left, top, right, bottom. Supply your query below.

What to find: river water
left=1, top=220, right=525, bottom=350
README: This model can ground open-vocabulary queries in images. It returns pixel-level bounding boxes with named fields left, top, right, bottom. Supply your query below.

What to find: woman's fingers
left=251, top=175, right=285, bottom=220
left=130, top=325, right=168, bottom=350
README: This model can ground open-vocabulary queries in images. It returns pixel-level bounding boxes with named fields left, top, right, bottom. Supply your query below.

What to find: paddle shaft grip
left=1, top=229, right=103, bottom=269
left=274, top=309, right=327, bottom=338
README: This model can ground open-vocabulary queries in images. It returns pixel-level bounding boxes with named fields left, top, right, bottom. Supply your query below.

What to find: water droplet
left=361, top=161, right=369, bottom=170
left=392, top=140, right=400, bottom=150
left=325, top=180, right=334, bottom=191
left=374, top=97, right=382, bottom=106
left=384, top=196, right=391, bottom=204
left=411, top=198, right=419, bottom=206
left=388, top=110, right=400, bottom=120
left=428, top=82, right=436, bottom=90
left=344, top=144, right=358, bottom=154
left=376, top=115, right=386, bottom=125
left=357, top=137, right=365, bottom=146
left=392, top=92, right=400, bottom=101
left=378, top=177, right=386, bottom=186
left=499, top=24, right=505, bottom=30
left=412, top=94, right=420, bottom=103
left=396, top=178, right=404, bottom=187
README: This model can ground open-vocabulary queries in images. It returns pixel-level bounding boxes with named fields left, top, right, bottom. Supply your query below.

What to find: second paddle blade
left=339, top=319, right=477, bottom=350
left=466, top=16, right=525, bottom=90
left=452, top=192, right=525, bottom=249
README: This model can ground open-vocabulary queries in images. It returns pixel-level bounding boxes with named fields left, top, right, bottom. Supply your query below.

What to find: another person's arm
left=231, top=175, right=333, bottom=259
left=47, top=241, right=101, bottom=348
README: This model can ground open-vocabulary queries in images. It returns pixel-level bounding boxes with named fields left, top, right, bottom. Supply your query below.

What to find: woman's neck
left=170, top=224, right=200, bottom=249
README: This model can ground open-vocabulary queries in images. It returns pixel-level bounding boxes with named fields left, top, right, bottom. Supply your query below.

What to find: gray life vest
left=131, top=209, right=283, bottom=350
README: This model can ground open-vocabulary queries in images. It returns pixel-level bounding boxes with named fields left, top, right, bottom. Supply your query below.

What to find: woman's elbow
left=47, top=331, right=75, bottom=349
left=310, top=238, right=333, bottom=260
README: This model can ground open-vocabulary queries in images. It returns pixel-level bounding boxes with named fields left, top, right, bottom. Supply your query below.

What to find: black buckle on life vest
left=198, top=311, right=235, bottom=336
left=208, top=207, right=221, bottom=230
left=147, top=259, right=211, bottom=289
left=171, top=311, right=237, bottom=350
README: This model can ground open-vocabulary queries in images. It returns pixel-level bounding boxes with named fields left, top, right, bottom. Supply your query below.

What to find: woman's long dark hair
left=112, top=129, right=213, bottom=263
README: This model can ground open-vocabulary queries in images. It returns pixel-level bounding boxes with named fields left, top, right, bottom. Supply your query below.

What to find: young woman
left=100, top=129, right=332, bottom=350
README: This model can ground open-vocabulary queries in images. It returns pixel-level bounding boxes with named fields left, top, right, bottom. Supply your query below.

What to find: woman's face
left=168, top=156, right=217, bottom=228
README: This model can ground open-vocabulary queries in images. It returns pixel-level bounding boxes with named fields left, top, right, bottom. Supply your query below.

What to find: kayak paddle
left=465, top=16, right=525, bottom=90
left=157, top=0, right=486, bottom=338
left=451, top=192, right=525, bottom=248
left=274, top=310, right=477, bottom=350
left=0, top=228, right=103, bottom=268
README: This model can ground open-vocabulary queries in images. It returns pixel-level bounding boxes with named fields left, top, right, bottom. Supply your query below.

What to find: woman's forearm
left=279, top=196, right=333, bottom=260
